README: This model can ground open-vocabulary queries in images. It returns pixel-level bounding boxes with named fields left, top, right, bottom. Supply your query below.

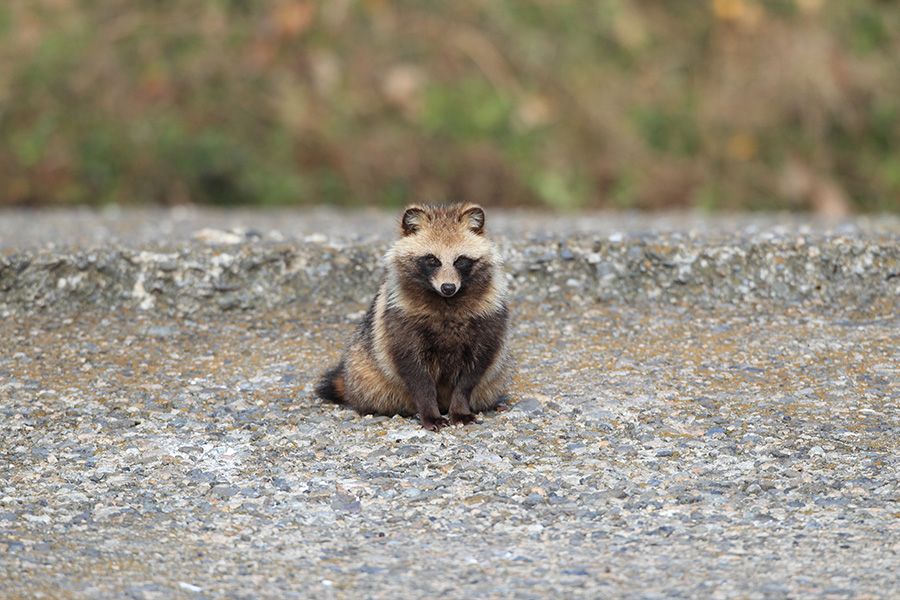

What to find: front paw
left=450, top=412, right=477, bottom=426
left=421, top=415, right=450, bottom=432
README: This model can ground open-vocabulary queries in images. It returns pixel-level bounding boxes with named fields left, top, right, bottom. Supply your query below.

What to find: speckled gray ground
left=2, top=208, right=900, bottom=599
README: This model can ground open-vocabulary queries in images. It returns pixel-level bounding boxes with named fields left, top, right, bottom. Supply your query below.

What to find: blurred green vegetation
left=1, top=0, right=899, bottom=212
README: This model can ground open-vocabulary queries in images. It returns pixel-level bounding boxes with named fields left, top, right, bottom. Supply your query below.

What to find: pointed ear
left=400, top=206, right=427, bottom=236
left=461, top=205, right=485, bottom=235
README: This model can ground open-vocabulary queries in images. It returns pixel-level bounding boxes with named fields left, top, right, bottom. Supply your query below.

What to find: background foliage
left=1, top=0, right=899, bottom=212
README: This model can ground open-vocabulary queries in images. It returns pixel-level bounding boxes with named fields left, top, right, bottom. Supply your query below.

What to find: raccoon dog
left=316, top=203, right=512, bottom=431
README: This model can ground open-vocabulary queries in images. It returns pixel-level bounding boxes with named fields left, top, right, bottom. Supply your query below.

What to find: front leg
left=393, top=350, right=446, bottom=431
left=400, top=369, right=449, bottom=431
left=450, top=311, right=508, bottom=426
left=448, top=376, right=479, bottom=426
left=413, top=379, right=448, bottom=432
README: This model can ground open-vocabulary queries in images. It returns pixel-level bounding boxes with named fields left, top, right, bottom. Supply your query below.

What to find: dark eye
left=425, top=255, right=440, bottom=267
left=454, top=256, right=474, bottom=271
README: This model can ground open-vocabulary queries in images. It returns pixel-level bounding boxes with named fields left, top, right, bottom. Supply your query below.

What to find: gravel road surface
left=1, top=208, right=899, bottom=599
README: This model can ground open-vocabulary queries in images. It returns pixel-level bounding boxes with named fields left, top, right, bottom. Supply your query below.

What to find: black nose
left=440, top=283, right=457, bottom=296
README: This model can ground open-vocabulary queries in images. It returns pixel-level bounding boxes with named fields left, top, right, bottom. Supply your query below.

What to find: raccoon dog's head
left=388, top=203, right=499, bottom=302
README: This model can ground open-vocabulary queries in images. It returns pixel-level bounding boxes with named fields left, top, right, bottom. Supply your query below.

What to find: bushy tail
left=315, top=362, right=346, bottom=404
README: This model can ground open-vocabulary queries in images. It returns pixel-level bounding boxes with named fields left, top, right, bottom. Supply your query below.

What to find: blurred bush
left=1, top=0, right=898, bottom=212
